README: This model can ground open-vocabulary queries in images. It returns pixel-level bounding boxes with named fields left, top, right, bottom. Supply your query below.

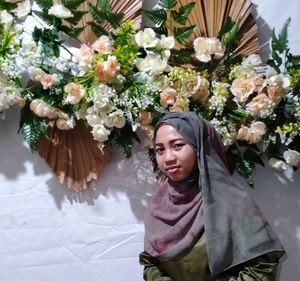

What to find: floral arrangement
left=1, top=0, right=300, bottom=187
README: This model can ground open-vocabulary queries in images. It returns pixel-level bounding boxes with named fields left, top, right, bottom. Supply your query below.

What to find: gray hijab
left=145, top=111, right=284, bottom=274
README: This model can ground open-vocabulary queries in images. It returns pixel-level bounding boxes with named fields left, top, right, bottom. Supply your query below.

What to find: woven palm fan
left=37, top=0, right=142, bottom=191
left=76, top=0, right=142, bottom=44
left=37, top=122, right=112, bottom=192
left=175, top=0, right=260, bottom=56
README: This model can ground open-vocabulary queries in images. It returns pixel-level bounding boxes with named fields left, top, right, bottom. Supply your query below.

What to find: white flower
left=0, top=10, right=14, bottom=30
left=283, top=149, right=300, bottom=167
left=105, top=110, right=126, bottom=128
left=267, top=73, right=290, bottom=93
left=21, top=35, right=37, bottom=51
left=48, top=4, right=73, bottom=19
left=193, top=37, right=224, bottom=63
left=135, top=28, right=158, bottom=48
left=268, top=158, right=288, bottom=172
left=86, top=114, right=102, bottom=126
left=12, top=0, right=31, bottom=19
left=29, top=67, right=45, bottom=80
left=135, top=54, right=168, bottom=75
left=92, top=124, right=110, bottom=143
left=157, top=35, right=175, bottom=50
left=242, top=54, right=262, bottom=67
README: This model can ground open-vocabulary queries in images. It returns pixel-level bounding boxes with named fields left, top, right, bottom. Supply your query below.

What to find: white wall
left=0, top=1, right=300, bottom=281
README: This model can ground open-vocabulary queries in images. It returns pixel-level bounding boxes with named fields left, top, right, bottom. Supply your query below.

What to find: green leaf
left=62, top=0, right=86, bottom=10
left=18, top=106, right=50, bottom=152
left=89, top=22, right=109, bottom=36
left=33, top=11, right=56, bottom=27
left=60, top=25, right=85, bottom=38
left=34, top=0, right=53, bottom=9
left=0, top=1, right=17, bottom=11
left=170, top=48, right=194, bottom=64
left=143, top=9, right=167, bottom=27
left=243, top=149, right=264, bottom=166
left=217, top=16, right=235, bottom=39
left=99, top=0, right=112, bottom=14
left=235, top=159, right=255, bottom=187
left=63, top=10, right=87, bottom=26
left=158, top=0, right=177, bottom=10
left=271, top=17, right=291, bottom=53
left=89, top=4, right=106, bottom=25
left=174, top=25, right=197, bottom=44
left=170, top=2, right=195, bottom=25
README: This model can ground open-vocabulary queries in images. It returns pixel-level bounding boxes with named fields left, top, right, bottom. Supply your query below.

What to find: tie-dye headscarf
left=144, top=111, right=284, bottom=274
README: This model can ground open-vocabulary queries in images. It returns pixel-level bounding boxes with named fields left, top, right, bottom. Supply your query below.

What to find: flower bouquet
left=1, top=0, right=299, bottom=189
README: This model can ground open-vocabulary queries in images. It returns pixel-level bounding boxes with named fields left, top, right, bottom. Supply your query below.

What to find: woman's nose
left=164, top=149, right=176, bottom=162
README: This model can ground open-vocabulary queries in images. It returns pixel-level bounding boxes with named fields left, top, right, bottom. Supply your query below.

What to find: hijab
left=144, top=111, right=284, bottom=274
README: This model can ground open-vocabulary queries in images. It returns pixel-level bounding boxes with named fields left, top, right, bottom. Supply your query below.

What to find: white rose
left=157, top=35, right=175, bottom=50
left=135, top=54, right=168, bottom=75
left=242, top=54, right=262, bottom=67
left=85, top=114, right=103, bottom=126
left=0, top=10, right=14, bottom=30
left=29, top=67, right=45, bottom=80
left=193, top=37, right=224, bottom=63
left=283, top=149, right=300, bottom=167
left=268, top=74, right=290, bottom=93
left=92, top=124, right=110, bottom=143
left=135, top=28, right=158, bottom=48
left=105, top=110, right=126, bottom=128
left=268, top=158, right=288, bottom=171
left=21, top=36, right=37, bottom=51
left=248, top=121, right=267, bottom=144
left=12, top=0, right=31, bottom=19
left=48, top=4, right=73, bottom=19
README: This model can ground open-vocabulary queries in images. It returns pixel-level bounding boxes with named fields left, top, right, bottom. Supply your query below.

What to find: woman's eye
left=155, top=148, right=164, bottom=154
left=174, top=143, right=185, bottom=150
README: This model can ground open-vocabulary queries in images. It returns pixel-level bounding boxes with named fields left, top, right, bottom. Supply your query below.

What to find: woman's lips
left=166, top=166, right=180, bottom=174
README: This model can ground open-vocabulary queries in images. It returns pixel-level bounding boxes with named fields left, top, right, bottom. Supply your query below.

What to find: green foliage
left=0, top=30, right=16, bottom=57
left=89, top=22, right=109, bottom=36
left=34, top=0, right=53, bottom=10
left=111, top=122, right=140, bottom=158
left=143, top=9, right=167, bottom=27
left=174, top=25, right=197, bottom=44
left=60, top=25, right=85, bottom=39
left=171, top=2, right=195, bottom=25
left=32, top=27, right=62, bottom=57
left=62, top=0, right=86, bottom=10
left=170, top=48, right=194, bottom=64
left=235, top=159, right=255, bottom=187
left=63, top=10, right=87, bottom=26
left=222, top=20, right=240, bottom=53
left=18, top=106, right=50, bottom=152
left=158, top=0, right=177, bottom=10
left=0, top=1, right=17, bottom=11
left=267, top=18, right=291, bottom=72
left=98, top=0, right=112, bottom=14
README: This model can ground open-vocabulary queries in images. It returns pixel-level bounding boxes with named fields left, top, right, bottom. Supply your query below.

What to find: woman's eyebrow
left=155, top=138, right=185, bottom=146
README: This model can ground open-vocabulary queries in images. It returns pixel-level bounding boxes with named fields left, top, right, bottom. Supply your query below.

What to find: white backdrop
left=1, top=1, right=300, bottom=281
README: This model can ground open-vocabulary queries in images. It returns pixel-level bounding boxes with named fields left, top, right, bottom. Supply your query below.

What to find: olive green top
left=140, top=234, right=279, bottom=281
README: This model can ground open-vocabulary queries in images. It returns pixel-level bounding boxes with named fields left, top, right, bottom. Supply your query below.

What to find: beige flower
left=138, top=111, right=153, bottom=125
left=170, top=96, right=189, bottom=112
left=135, top=28, right=158, bottom=48
left=94, top=55, right=120, bottom=83
left=160, top=87, right=177, bottom=108
left=105, top=110, right=126, bottom=128
left=267, top=85, right=284, bottom=105
left=74, top=44, right=94, bottom=66
left=250, top=75, right=267, bottom=94
left=268, top=158, right=288, bottom=171
left=92, top=124, right=110, bottom=143
left=30, top=99, right=57, bottom=119
left=56, top=118, right=75, bottom=130
left=236, top=121, right=267, bottom=144
left=246, top=93, right=274, bottom=116
left=64, top=82, right=85, bottom=104
left=48, top=4, right=73, bottom=19
left=283, top=149, right=300, bottom=167
left=231, top=78, right=256, bottom=104
left=92, top=36, right=113, bottom=54
left=40, top=73, right=59, bottom=90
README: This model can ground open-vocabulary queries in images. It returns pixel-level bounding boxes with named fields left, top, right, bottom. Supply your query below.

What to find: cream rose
left=242, top=54, right=262, bottom=67
left=160, top=87, right=177, bottom=108
left=236, top=121, right=267, bottom=144
left=231, top=78, right=256, bottom=104
left=268, top=158, right=288, bottom=171
left=105, top=110, right=126, bottom=128
left=157, top=35, right=175, bottom=50
left=92, top=124, right=110, bottom=143
left=283, top=149, right=300, bottom=167
left=135, top=54, right=168, bottom=75
left=0, top=10, right=13, bottom=30
left=12, top=0, right=31, bottom=19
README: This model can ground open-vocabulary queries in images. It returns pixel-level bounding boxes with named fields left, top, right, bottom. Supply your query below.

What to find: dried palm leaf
left=75, top=0, right=142, bottom=44
left=175, top=0, right=259, bottom=55
left=37, top=122, right=112, bottom=192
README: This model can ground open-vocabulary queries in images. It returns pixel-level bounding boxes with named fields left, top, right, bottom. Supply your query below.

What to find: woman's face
left=154, top=124, right=196, bottom=182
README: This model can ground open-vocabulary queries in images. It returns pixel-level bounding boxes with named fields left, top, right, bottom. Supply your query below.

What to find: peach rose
left=170, top=96, right=189, bottom=112
left=92, top=35, right=113, bottom=54
left=236, top=121, right=266, bottom=144
left=160, top=87, right=177, bottom=108
left=94, top=55, right=120, bottom=83
left=231, top=78, right=256, bottom=104
left=74, top=44, right=94, bottom=66
left=138, top=111, right=153, bottom=125
left=247, top=93, right=273, bottom=116
left=267, top=85, right=284, bottom=105
left=40, top=73, right=59, bottom=89
left=182, top=76, right=209, bottom=96
left=250, top=75, right=267, bottom=94
left=64, top=82, right=85, bottom=104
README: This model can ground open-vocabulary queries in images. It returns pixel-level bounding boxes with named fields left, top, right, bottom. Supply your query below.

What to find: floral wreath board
left=1, top=0, right=300, bottom=191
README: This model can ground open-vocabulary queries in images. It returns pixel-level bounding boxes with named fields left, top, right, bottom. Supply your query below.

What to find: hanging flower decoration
left=0, top=0, right=299, bottom=188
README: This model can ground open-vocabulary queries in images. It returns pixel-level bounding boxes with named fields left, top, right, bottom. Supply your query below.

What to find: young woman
left=140, top=112, right=284, bottom=281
